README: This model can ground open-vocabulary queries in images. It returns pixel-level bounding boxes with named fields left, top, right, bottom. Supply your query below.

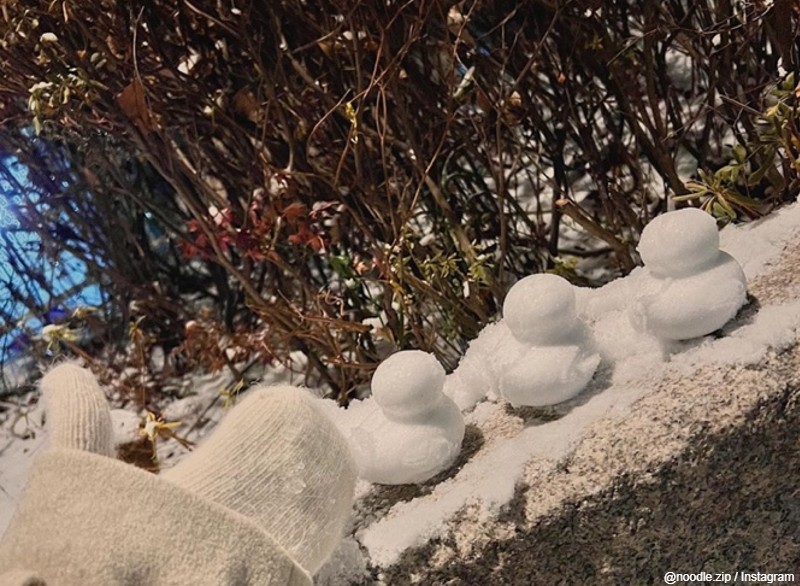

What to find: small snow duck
left=349, top=350, right=465, bottom=485
left=631, top=208, right=747, bottom=341
left=499, top=273, right=600, bottom=407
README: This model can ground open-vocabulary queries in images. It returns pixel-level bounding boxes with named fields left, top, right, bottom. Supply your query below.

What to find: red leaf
left=288, top=222, right=326, bottom=252
left=282, top=202, right=307, bottom=226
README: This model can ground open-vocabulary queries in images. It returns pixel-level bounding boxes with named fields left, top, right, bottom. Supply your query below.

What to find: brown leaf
left=117, top=437, right=159, bottom=473
left=81, top=167, right=100, bottom=188
left=233, top=87, right=261, bottom=124
left=282, top=202, right=307, bottom=225
left=117, top=79, right=153, bottom=134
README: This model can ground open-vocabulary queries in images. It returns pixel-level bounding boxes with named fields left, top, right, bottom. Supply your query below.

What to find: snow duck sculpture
left=632, top=207, right=747, bottom=340
left=350, top=350, right=465, bottom=485
left=500, top=274, right=600, bottom=407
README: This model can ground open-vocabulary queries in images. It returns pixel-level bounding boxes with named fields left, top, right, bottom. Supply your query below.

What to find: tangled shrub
left=0, top=0, right=797, bottom=399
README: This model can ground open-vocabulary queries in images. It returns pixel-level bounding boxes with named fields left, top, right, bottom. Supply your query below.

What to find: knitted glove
left=0, top=363, right=356, bottom=586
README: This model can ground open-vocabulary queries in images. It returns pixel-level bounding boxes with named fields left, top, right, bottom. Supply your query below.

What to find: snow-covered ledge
left=322, top=203, right=800, bottom=585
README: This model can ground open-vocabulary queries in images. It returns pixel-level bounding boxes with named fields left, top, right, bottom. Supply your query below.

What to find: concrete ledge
left=380, top=349, right=800, bottom=584
left=344, top=214, right=800, bottom=585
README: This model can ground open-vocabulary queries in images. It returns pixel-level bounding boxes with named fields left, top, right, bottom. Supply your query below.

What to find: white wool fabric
left=0, top=449, right=311, bottom=585
left=161, top=386, right=357, bottom=575
left=0, top=363, right=356, bottom=585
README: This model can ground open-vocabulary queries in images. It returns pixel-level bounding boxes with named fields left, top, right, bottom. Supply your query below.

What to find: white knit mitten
left=0, top=363, right=356, bottom=586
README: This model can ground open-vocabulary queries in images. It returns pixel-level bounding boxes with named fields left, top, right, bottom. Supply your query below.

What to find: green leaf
left=715, top=165, right=736, bottom=183
left=715, top=196, right=737, bottom=219
left=732, top=144, right=747, bottom=164
left=747, top=151, right=776, bottom=186
left=673, top=192, right=704, bottom=202
left=724, top=190, right=762, bottom=208
left=330, top=255, right=351, bottom=276
left=712, top=201, right=729, bottom=219
left=765, top=166, right=787, bottom=191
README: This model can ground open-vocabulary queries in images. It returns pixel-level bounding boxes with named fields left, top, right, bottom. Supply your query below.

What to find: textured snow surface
left=447, top=209, right=748, bottom=411
left=637, top=208, right=720, bottom=278
left=370, top=350, right=446, bottom=420
left=633, top=208, right=748, bottom=340
left=502, top=273, right=581, bottom=345
left=345, top=351, right=465, bottom=485
left=501, top=345, right=601, bottom=407
left=496, top=274, right=600, bottom=407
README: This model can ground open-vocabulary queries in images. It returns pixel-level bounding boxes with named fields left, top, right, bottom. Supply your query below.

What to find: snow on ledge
left=355, top=200, right=800, bottom=568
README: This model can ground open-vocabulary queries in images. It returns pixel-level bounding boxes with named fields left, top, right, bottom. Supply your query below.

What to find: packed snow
left=504, top=273, right=583, bottom=345
left=440, top=274, right=601, bottom=410
left=632, top=207, right=748, bottom=340
left=342, top=350, right=464, bottom=485
left=439, top=209, right=745, bottom=415
left=498, top=274, right=600, bottom=407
